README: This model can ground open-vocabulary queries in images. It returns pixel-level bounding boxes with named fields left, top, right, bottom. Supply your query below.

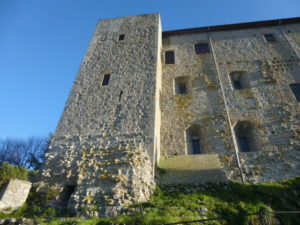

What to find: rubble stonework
left=39, top=13, right=300, bottom=216
left=160, top=18, right=300, bottom=183
left=39, top=14, right=161, bottom=216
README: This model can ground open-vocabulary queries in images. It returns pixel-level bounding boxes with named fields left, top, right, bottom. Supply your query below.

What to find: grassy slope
left=1, top=163, right=299, bottom=225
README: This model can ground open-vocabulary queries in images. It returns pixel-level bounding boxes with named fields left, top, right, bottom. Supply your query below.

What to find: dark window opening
left=290, top=83, right=300, bottom=101
left=238, top=136, right=250, bottom=152
left=233, top=80, right=242, bottom=90
left=118, top=34, right=125, bottom=41
left=179, top=83, right=187, bottom=94
left=119, top=90, right=123, bottom=102
left=102, top=74, right=110, bottom=86
left=195, top=43, right=210, bottom=54
left=165, top=51, right=175, bottom=64
left=264, top=34, right=275, bottom=42
left=186, top=125, right=205, bottom=155
left=230, top=71, right=247, bottom=90
left=234, top=121, right=260, bottom=152
left=175, top=77, right=189, bottom=94
left=60, top=185, right=76, bottom=207
left=192, top=137, right=201, bottom=154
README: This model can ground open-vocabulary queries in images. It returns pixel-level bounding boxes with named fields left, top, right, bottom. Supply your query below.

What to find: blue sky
left=0, top=0, right=299, bottom=139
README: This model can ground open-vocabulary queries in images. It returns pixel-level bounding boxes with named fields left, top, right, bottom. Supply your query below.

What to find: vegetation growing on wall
left=1, top=171, right=299, bottom=225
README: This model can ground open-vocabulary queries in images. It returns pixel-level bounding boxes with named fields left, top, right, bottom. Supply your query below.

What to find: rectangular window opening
left=238, top=136, right=250, bottom=152
left=195, top=43, right=210, bottom=54
left=264, top=34, right=275, bottom=42
left=165, top=51, right=175, bottom=64
left=192, top=137, right=201, bottom=154
left=118, top=34, right=125, bottom=41
left=102, top=74, right=110, bottom=86
left=178, top=83, right=187, bottom=94
left=233, top=80, right=242, bottom=90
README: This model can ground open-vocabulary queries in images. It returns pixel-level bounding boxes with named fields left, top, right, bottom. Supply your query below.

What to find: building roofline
left=162, top=17, right=300, bottom=37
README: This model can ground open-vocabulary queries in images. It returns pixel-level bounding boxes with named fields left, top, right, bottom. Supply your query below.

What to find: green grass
left=0, top=164, right=299, bottom=225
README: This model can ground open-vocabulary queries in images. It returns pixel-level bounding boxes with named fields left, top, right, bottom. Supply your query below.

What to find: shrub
left=0, top=162, right=33, bottom=188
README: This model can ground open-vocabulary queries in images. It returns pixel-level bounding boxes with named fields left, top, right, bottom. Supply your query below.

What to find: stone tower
left=39, top=14, right=162, bottom=216
left=39, top=13, right=300, bottom=216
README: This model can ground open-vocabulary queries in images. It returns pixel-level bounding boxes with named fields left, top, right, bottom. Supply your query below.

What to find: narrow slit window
left=165, top=51, right=175, bottom=64
left=264, top=34, right=275, bottom=42
left=290, top=83, right=300, bottom=101
left=102, top=74, right=110, bottom=86
left=118, top=34, right=125, bottom=41
left=119, top=90, right=123, bottom=102
left=195, top=43, right=210, bottom=54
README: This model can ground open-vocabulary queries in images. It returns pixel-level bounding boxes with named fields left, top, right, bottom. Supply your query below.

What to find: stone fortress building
left=39, top=14, right=300, bottom=216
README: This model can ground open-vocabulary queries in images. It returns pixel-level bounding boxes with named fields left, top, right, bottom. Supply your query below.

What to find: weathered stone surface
left=0, top=218, right=36, bottom=225
left=158, top=154, right=227, bottom=184
left=38, top=13, right=161, bottom=216
left=39, top=13, right=300, bottom=216
left=0, top=179, right=32, bottom=212
left=160, top=17, right=300, bottom=183
left=222, top=150, right=300, bottom=183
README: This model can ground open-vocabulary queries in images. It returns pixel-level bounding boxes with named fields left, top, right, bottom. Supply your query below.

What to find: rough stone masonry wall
left=160, top=23, right=300, bottom=183
left=39, top=14, right=161, bottom=216
left=160, top=33, right=232, bottom=157
left=211, top=24, right=300, bottom=182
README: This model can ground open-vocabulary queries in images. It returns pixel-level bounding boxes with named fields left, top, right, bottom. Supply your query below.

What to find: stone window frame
left=174, top=76, right=190, bottom=95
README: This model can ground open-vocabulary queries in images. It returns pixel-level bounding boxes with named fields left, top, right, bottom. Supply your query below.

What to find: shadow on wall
left=158, top=168, right=228, bottom=184
left=185, top=124, right=208, bottom=155
left=234, top=121, right=261, bottom=152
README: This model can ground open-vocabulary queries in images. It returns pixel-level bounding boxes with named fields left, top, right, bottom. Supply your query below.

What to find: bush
left=0, top=162, right=34, bottom=188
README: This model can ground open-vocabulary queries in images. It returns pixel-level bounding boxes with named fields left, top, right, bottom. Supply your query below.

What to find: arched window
left=186, top=125, right=204, bottom=154
left=174, top=76, right=190, bottom=94
left=234, top=121, right=258, bottom=152
left=230, top=71, right=248, bottom=90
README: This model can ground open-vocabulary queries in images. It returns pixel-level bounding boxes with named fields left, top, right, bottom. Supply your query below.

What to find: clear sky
left=0, top=0, right=299, bottom=139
